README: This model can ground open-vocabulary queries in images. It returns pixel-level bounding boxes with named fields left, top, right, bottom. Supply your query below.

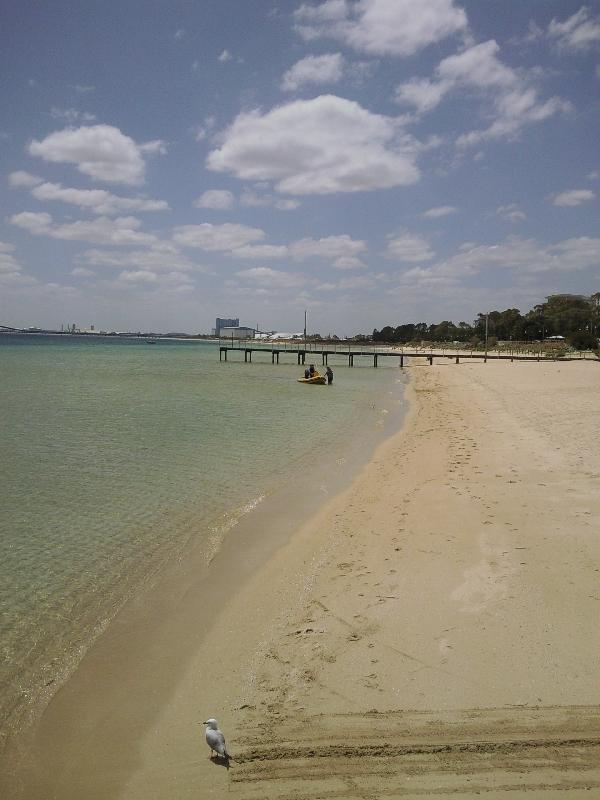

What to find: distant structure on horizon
left=214, top=317, right=239, bottom=335
left=219, top=326, right=255, bottom=339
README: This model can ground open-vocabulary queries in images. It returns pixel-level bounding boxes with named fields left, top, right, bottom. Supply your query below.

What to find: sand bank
left=6, top=360, right=600, bottom=798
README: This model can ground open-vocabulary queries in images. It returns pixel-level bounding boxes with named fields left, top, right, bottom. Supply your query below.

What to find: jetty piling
left=218, top=342, right=586, bottom=367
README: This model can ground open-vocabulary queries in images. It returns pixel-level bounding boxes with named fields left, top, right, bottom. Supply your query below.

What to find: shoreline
left=1, top=366, right=406, bottom=799
left=125, top=359, right=599, bottom=798
left=6, top=360, right=600, bottom=798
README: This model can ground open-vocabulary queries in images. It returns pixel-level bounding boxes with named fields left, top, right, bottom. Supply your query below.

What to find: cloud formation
left=10, top=212, right=157, bottom=246
left=496, top=204, right=526, bottom=222
left=194, top=189, right=235, bottom=210
left=281, top=53, right=344, bottom=91
left=28, top=125, right=166, bottom=185
left=399, top=235, right=600, bottom=288
left=294, top=0, right=467, bottom=56
left=235, top=266, right=306, bottom=289
left=396, top=40, right=570, bottom=146
left=29, top=182, right=168, bottom=215
left=548, top=6, right=600, bottom=51
left=8, top=170, right=43, bottom=187
left=80, top=246, right=202, bottom=273
left=50, top=107, right=96, bottom=124
left=385, top=232, right=434, bottom=262
left=207, top=94, right=420, bottom=195
left=240, top=190, right=300, bottom=210
left=173, top=222, right=265, bottom=250
left=552, top=189, right=596, bottom=207
left=0, top=241, right=29, bottom=284
left=289, top=234, right=367, bottom=265
left=421, top=205, right=457, bottom=219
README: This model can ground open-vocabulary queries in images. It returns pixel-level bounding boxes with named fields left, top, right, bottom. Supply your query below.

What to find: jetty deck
left=218, top=341, right=591, bottom=367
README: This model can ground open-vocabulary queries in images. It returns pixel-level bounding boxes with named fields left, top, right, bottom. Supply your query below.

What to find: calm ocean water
left=0, top=334, right=405, bottom=734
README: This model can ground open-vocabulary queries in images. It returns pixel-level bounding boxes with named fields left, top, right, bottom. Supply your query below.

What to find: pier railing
left=218, top=338, right=598, bottom=367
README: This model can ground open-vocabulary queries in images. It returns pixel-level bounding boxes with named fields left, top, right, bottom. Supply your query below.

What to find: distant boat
left=145, top=339, right=157, bottom=344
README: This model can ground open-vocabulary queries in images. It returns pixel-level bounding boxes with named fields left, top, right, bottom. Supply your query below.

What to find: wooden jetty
left=218, top=342, right=589, bottom=367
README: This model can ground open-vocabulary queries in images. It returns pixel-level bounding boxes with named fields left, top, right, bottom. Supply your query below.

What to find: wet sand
left=5, top=360, right=600, bottom=798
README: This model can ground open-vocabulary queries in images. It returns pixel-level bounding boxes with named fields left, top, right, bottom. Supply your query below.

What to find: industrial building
left=219, top=326, right=255, bottom=340
left=214, top=317, right=239, bottom=336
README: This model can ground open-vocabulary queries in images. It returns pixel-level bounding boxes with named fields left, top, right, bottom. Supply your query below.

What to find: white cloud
left=194, top=189, right=235, bottom=210
left=139, top=139, right=168, bottom=155
left=10, top=211, right=157, bottom=246
left=0, top=241, right=33, bottom=285
left=274, top=198, right=301, bottom=211
left=28, top=125, right=165, bottom=185
left=112, top=269, right=194, bottom=293
left=548, top=7, right=600, bottom=51
left=174, top=28, right=185, bottom=40
left=385, top=232, right=435, bottom=262
left=235, top=266, right=306, bottom=289
left=396, top=40, right=570, bottom=146
left=437, top=39, right=515, bottom=89
left=240, top=189, right=300, bottom=210
left=0, top=243, right=19, bottom=273
left=552, top=188, right=596, bottom=207
left=231, top=244, right=289, bottom=259
left=289, top=234, right=367, bottom=263
left=50, top=107, right=97, bottom=124
left=8, top=170, right=43, bottom=187
left=70, top=267, right=95, bottom=277
left=225, top=233, right=367, bottom=265
left=117, top=269, right=159, bottom=283
left=318, top=273, right=376, bottom=290
left=173, top=222, right=265, bottom=250
left=394, top=77, right=448, bottom=113
left=218, top=49, right=232, bottom=62
left=30, top=182, right=169, bottom=214
left=80, top=247, right=201, bottom=272
left=207, top=94, right=420, bottom=195
left=294, top=0, right=467, bottom=57
left=281, top=53, right=344, bottom=91
left=398, top=235, right=600, bottom=288
left=336, top=274, right=376, bottom=289
left=496, top=203, right=526, bottom=222
left=9, top=211, right=53, bottom=235
left=396, top=39, right=516, bottom=112
left=193, top=116, right=217, bottom=142
left=332, top=256, right=366, bottom=269
left=457, top=90, right=570, bottom=147
left=422, top=205, right=457, bottom=219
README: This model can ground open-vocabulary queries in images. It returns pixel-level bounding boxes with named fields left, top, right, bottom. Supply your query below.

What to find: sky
left=1, top=0, right=599, bottom=335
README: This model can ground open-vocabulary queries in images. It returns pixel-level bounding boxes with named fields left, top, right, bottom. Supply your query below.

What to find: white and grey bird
left=203, top=718, right=230, bottom=760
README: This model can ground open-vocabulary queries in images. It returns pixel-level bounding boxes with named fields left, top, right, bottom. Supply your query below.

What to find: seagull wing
left=206, top=727, right=228, bottom=757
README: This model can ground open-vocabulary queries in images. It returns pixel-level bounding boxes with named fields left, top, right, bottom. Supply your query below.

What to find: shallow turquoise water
left=0, top=334, right=405, bottom=729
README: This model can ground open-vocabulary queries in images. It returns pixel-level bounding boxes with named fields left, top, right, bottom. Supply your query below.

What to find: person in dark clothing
left=304, top=367, right=310, bottom=378
left=326, top=366, right=334, bottom=384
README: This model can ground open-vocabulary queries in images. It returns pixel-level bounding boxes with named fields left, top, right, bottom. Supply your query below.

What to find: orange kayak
left=297, top=375, right=327, bottom=384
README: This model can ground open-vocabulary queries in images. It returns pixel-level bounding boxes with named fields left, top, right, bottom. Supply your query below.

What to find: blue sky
left=1, top=0, right=599, bottom=335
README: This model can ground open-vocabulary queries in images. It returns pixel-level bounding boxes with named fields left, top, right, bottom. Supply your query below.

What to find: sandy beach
left=6, top=359, right=600, bottom=799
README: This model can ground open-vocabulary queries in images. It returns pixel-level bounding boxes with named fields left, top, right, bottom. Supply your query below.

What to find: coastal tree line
left=370, top=293, right=600, bottom=350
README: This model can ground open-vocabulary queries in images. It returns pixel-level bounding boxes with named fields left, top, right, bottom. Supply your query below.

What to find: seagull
left=203, top=718, right=230, bottom=761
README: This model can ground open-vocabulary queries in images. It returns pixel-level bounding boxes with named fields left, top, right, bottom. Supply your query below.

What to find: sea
left=0, top=334, right=406, bottom=741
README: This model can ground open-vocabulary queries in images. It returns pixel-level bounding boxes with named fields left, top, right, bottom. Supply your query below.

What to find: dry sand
left=6, top=359, right=600, bottom=798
